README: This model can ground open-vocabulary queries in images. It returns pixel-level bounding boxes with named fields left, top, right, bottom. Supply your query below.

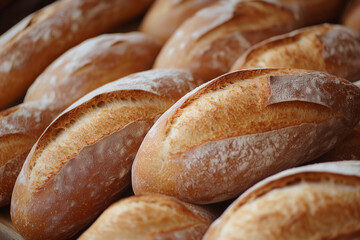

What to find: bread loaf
left=0, top=100, right=63, bottom=207
left=11, top=69, right=204, bottom=240
left=24, top=32, right=162, bottom=108
left=314, top=80, right=360, bottom=162
left=203, top=161, right=360, bottom=239
left=153, top=0, right=300, bottom=81
left=0, top=0, right=153, bottom=110
left=0, top=32, right=160, bottom=208
left=342, top=0, right=360, bottom=33
left=79, top=194, right=216, bottom=240
left=132, top=68, right=360, bottom=204
left=231, top=24, right=360, bottom=82
left=140, top=0, right=216, bottom=43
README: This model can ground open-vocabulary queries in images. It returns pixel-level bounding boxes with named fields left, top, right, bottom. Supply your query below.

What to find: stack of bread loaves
left=0, top=0, right=359, bottom=239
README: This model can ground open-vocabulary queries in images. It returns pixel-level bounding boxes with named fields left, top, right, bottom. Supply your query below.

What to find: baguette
left=0, top=100, right=63, bottom=207
left=341, top=0, right=360, bottom=33
left=132, top=68, right=360, bottom=204
left=0, top=0, right=153, bottom=110
left=79, top=194, right=216, bottom=240
left=140, top=0, right=217, bottom=43
left=10, top=69, right=204, bottom=240
left=24, top=32, right=161, bottom=108
left=203, top=161, right=360, bottom=239
left=231, top=24, right=360, bottom=82
left=0, top=32, right=161, bottom=207
left=153, top=0, right=300, bottom=81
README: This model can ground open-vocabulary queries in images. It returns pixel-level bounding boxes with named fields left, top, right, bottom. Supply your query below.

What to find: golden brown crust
left=203, top=161, right=360, bottom=239
left=0, top=0, right=153, bottom=110
left=342, top=0, right=360, bottom=33
left=79, top=194, right=216, bottom=240
left=24, top=32, right=162, bottom=109
left=231, top=24, right=360, bottom=82
left=154, top=0, right=300, bottom=81
left=132, top=68, right=360, bottom=204
left=140, top=0, right=217, bottom=43
left=11, top=69, right=203, bottom=240
left=0, top=101, right=63, bottom=207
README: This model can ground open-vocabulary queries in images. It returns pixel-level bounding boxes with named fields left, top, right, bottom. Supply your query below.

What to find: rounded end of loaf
left=203, top=161, right=360, bottom=240
left=79, top=194, right=216, bottom=240
left=132, top=68, right=360, bottom=204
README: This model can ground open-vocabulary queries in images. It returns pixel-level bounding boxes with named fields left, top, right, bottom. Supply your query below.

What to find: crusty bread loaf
left=0, top=100, right=63, bottom=207
left=79, top=194, right=216, bottom=240
left=0, top=32, right=161, bottom=208
left=203, top=161, right=360, bottom=239
left=24, top=32, right=161, bottom=108
left=314, top=80, right=360, bottom=162
left=11, top=69, right=204, bottom=240
left=153, top=0, right=300, bottom=81
left=140, top=0, right=217, bottom=43
left=0, top=0, right=153, bottom=110
left=231, top=24, right=360, bottom=82
left=342, top=0, right=360, bottom=33
left=132, top=68, right=360, bottom=204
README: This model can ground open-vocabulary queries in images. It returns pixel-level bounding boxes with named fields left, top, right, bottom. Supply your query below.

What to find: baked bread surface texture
left=0, top=0, right=153, bottom=110
left=24, top=32, right=162, bottom=108
left=203, top=161, right=360, bottom=239
left=154, top=0, right=300, bottom=81
left=140, top=0, right=217, bottom=43
left=231, top=24, right=360, bottom=82
left=132, top=68, right=360, bottom=204
left=10, top=69, right=202, bottom=240
left=79, top=194, right=216, bottom=240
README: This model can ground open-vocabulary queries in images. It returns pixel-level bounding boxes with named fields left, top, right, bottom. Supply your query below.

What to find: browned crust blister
left=10, top=69, right=203, bottom=240
left=231, top=24, right=360, bottom=82
left=203, top=161, right=360, bottom=239
left=78, top=194, right=216, bottom=240
left=132, top=68, right=360, bottom=204
left=0, top=0, right=153, bottom=110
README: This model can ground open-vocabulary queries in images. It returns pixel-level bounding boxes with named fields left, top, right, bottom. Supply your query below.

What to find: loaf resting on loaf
left=231, top=24, right=360, bottom=82
left=10, top=69, right=204, bottom=240
left=0, top=32, right=161, bottom=207
left=0, top=0, right=153, bottom=110
left=203, top=160, right=360, bottom=239
left=132, top=68, right=360, bottom=204
left=154, top=0, right=301, bottom=81
left=79, top=194, right=216, bottom=240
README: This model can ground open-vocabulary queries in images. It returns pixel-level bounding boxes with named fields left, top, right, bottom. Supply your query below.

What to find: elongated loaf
left=11, top=69, right=204, bottom=240
left=24, top=32, right=161, bottom=108
left=342, top=0, right=360, bottom=33
left=0, top=32, right=161, bottom=208
left=203, top=161, right=360, bottom=239
left=0, top=0, right=153, bottom=110
left=140, top=0, right=216, bottom=43
left=79, top=194, right=216, bottom=240
left=154, top=0, right=300, bottom=81
left=132, top=68, right=360, bottom=204
left=314, top=80, right=360, bottom=162
left=0, top=100, right=63, bottom=207
left=231, top=24, right=360, bottom=82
